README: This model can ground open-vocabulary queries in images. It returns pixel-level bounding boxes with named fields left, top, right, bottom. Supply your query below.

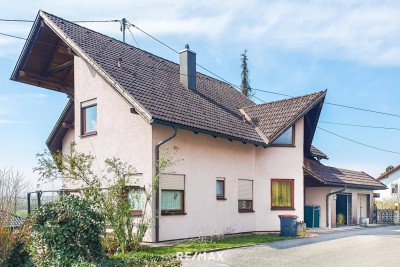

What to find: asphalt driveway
left=182, top=225, right=400, bottom=267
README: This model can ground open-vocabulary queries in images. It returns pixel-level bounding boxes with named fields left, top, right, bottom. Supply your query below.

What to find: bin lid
left=278, top=214, right=298, bottom=218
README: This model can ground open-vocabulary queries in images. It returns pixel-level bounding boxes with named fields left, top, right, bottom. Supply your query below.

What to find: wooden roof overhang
left=10, top=13, right=75, bottom=99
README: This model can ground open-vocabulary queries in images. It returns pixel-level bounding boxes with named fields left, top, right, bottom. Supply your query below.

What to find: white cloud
left=0, top=0, right=399, bottom=66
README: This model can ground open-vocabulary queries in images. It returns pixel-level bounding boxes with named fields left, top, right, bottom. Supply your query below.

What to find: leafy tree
left=34, top=142, right=176, bottom=254
left=386, top=165, right=394, bottom=173
left=240, top=49, right=252, bottom=97
left=28, top=195, right=104, bottom=266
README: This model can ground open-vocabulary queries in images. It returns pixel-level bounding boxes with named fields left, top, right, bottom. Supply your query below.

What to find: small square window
left=216, top=179, right=225, bottom=200
left=127, top=187, right=144, bottom=216
left=81, top=100, right=97, bottom=136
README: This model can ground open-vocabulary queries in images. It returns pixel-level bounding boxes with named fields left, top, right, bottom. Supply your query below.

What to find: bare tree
left=0, top=167, right=28, bottom=264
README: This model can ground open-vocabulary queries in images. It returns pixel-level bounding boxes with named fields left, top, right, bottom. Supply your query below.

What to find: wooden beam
left=19, top=71, right=73, bottom=89
left=46, top=60, right=73, bottom=76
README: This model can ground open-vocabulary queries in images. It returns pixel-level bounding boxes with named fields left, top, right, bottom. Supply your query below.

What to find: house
left=375, top=165, right=400, bottom=201
left=11, top=11, right=385, bottom=242
left=303, top=156, right=386, bottom=227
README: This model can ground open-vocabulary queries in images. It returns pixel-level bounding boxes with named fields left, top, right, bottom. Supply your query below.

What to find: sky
left=0, top=0, right=399, bottom=191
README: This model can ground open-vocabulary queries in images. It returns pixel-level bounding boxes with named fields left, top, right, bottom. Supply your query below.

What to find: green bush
left=28, top=195, right=105, bottom=266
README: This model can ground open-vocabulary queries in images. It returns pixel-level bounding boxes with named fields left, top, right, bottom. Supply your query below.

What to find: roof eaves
left=39, top=10, right=153, bottom=124
left=46, top=99, right=73, bottom=151
left=303, top=166, right=328, bottom=184
left=151, top=118, right=268, bottom=148
left=377, top=164, right=400, bottom=180
left=269, top=90, right=327, bottom=143
left=10, top=12, right=42, bottom=81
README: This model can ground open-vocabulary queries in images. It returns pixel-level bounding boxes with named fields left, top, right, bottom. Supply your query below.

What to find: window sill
left=131, top=211, right=143, bottom=217
left=81, top=131, right=97, bottom=138
left=239, top=210, right=255, bottom=213
left=271, top=207, right=295, bottom=210
left=161, top=212, right=187, bottom=216
left=216, top=197, right=227, bottom=201
left=269, top=144, right=295, bottom=147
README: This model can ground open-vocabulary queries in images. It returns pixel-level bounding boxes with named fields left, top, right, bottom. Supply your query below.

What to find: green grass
left=15, top=210, right=28, bottom=218
left=115, top=234, right=293, bottom=258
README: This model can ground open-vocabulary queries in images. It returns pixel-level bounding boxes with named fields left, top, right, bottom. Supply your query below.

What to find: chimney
left=179, top=44, right=196, bottom=90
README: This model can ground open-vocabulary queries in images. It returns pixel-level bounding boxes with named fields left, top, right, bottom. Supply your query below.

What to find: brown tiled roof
left=41, top=12, right=266, bottom=144
left=377, top=164, right=400, bottom=180
left=310, top=145, right=328, bottom=159
left=242, top=92, right=326, bottom=143
left=304, top=158, right=386, bottom=189
left=14, top=11, right=326, bottom=147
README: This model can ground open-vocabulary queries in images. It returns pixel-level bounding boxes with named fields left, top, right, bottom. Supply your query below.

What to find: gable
left=12, top=10, right=326, bottom=152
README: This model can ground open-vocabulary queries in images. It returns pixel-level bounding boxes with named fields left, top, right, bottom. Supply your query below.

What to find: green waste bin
left=278, top=214, right=298, bottom=237
left=304, top=205, right=320, bottom=228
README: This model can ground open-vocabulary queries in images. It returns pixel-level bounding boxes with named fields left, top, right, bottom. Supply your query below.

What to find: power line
left=127, top=25, right=140, bottom=49
left=0, top=18, right=119, bottom=23
left=317, top=127, right=400, bottom=155
left=253, top=87, right=400, bottom=118
left=319, top=121, right=400, bottom=131
left=127, top=22, right=179, bottom=54
left=0, top=19, right=34, bottom=22
left=1, top=30, right=399, bottom=155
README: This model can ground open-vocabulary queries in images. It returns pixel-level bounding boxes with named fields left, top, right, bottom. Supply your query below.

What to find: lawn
left=15, top=210, right=28, bottom=218
left=116, top=233, right=293, bottom=258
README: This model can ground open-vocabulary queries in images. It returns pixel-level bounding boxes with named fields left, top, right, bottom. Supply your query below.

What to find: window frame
left=270, top=126, right=295, bottom=147
left=392, top=183, right=399, bottom=194
left=161, top=189, right=185, bottom=215
left=216, top=178, right=226, bottom=200
left=238, top=179, right=254, bottom=212
left=271, top=179, right=295, bottom=210
left=81, top=100, right=97, bottom=137
left=126, top=186, right=145, bottom=216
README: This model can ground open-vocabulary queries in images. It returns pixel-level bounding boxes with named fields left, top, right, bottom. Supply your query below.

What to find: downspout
left=155, top=126, right=177, bottom=242
left=326, top=186, right=346, bottom=227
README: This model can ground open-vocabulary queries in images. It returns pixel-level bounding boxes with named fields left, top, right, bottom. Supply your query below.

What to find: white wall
left=375, top=169, right=400, bottom=201
left=154, top=118, right=305, bottom=241
left=63, top=56, right=154, bottom=240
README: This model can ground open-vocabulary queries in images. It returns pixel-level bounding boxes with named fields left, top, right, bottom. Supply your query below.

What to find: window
left=271, top=179, right=294, bottom=210
left=238, top=179, right=253, bottom=212
left=392, top=184, right=399, bottom=194
left=216, top=178, right=225, bottom=200
left=81, top=99, right=97, bottom=136
left=127, top=187, right=144, bottom=216
left=271, top=126, right=294, bottom=146
left=160, top=174, right=185, bottom=215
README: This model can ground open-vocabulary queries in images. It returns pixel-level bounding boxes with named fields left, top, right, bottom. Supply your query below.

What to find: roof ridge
left=41, top=10, right=251, bottom=100
left=241, top=90, right=325, bottom=109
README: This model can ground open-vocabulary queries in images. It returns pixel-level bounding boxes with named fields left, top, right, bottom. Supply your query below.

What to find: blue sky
left=0, top=0, right=399, bottom=190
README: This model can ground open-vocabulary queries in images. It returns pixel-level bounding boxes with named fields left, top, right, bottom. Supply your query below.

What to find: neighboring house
left=11, top=11, right=385, bottom=242
left=303, top=156, right=386, bottom=227
left=0, top=210, right=24, bottom=229
left=375, top=165, right=400, bottom=201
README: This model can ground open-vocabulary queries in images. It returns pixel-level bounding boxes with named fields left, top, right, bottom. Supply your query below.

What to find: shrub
left=28, top=195, right=105, bottom=266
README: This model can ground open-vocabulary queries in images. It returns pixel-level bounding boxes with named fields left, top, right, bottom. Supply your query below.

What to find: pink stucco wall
left=63, top=56, right=309, bottom=242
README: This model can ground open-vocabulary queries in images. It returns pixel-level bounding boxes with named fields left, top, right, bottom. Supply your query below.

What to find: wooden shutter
left=238, top=179, right=253, bottom=200
left=126, top=173, right=144, bottom=187
left=160, top=174, right=185, bottom=190
left=81, top=98, right=97, bottom=108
